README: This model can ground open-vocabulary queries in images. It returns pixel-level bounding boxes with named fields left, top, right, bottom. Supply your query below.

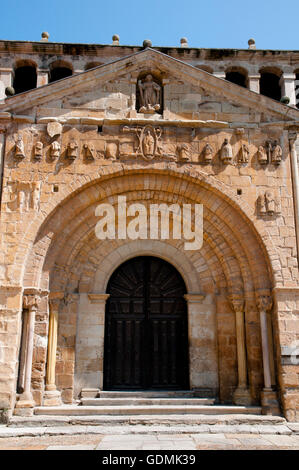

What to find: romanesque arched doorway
left=103, top=256, right=189, bottom=390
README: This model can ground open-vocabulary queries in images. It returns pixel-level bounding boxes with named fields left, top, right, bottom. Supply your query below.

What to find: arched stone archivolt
left=16, top=164, right=280, bottom=291
left=16, top=167, right=282, bottom=409
left=25, top=181, right=271, bottom=301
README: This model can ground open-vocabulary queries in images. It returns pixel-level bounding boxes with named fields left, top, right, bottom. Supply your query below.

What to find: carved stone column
left=14, top=293, right=40, bottom=416
left=256, top=293, right=280, bottom=415
left=43, top=293, right=63, bottom=406
left=229, top=296, right=252, bottom=405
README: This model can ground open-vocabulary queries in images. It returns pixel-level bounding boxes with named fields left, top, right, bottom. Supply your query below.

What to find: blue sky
left=1, top=0, right=298, bottom=50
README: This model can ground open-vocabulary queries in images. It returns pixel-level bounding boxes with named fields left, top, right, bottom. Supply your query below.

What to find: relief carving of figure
left=31, top=182, right=41, bottom=212
left=177, top=143, right=191, bottom=162
left=138, top=74, right=161, bottom=114
left=15, top=135, right=25, bottom=160
left=50, top=141, right=61, bottom=159
left=34, top=141, right=43, bottom=161
left=67, top=141, right=78, bottom=160
left=271, top=140, right=282, bottom=165
left=258, top=191, right=281, bottom=216
left=143, top=129, right=155, bottom=156
left=221, top=138, right=233, bottom=164
left=239, top=143, right=249, bottom=163
left=83, top=143, right=95, bottom=161
left=257, top=145, right=268, bottom=165
left=203, top=143, right=213, bottom=163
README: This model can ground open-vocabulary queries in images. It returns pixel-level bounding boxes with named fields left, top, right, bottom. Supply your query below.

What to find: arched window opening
left=49, top=67, right=72, bottom=83
left=260, top=71, right=281, bottom=101
left=13, top=65, right=37, bottom=94
left=225, top=70, right=247, bottom=88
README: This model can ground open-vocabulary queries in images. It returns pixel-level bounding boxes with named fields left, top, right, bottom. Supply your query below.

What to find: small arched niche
left=49, top=60, right=73, bottom=83
left=13, top=60, right=37, bottom=94
left=259, top=67, right=282, bottom=101
left=136, top=71, right=163, bottom=115
left=225, top=67, right=248, bottom=88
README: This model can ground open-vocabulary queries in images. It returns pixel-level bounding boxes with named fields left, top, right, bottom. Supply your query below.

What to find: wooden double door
left=103, top=256, right=189, bottom=390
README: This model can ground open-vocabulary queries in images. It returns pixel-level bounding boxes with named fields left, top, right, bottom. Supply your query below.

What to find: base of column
left=261, top=388, right=281, bottom=415
left=43, top=390, right=62, bottom=407
left=233, top=387, right=252, bottom=406
left=14, top=393, right=35, bottom=416
left=80, top=388, right=100, bottom=398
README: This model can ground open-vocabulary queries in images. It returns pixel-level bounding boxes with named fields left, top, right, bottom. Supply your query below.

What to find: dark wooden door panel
left=104, top=256, right=189, bottom=390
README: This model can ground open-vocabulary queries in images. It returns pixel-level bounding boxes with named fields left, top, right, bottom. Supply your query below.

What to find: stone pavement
left=1, top=429, right=299, bottom=450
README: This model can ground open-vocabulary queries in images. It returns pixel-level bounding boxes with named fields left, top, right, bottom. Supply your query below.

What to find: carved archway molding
left=17, top=163, right=279, bottom=292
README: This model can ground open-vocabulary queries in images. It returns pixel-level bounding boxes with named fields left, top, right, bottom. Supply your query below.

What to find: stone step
left=80, top=398, right=215, bottom=406
left=34, top=405, right=262, bottom=416
left=8, top=413, right=287, bottom=431
left=97, top=391, right=201, bottom=398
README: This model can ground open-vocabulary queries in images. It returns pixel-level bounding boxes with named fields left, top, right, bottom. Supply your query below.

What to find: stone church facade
left=0, top=36, right=299, bottom=422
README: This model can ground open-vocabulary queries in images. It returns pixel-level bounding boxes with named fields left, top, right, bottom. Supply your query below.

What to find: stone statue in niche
left=257, top=145, right=268, bottom=165
left=202, top=143, right=213, bottom=163
left=50, top=141, right=61, bottom=159
left=83, top=143, right=95, bottom=161
left=271, top=140, right=282, bottom=165
left=239, top=143, right=249, bottom=163
left=220, top=138, right=233, bottom=164
left=258, top=191, right=281, bottom=216
left=66, top=141, right=78, bottom=161
left=15, top=135, right=25, bottom=160
left=177, top=143, right=191, bottom=162
left=105, top=142, right=119, bottom=160
left=34, top=141, right=43, bottom=161
left=138, top=74, right=161, bottom=114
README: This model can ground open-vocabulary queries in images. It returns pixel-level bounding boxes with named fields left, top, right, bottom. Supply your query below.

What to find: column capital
left=228, top=294, right=245, bottom=314
left=256, top=291, right=273, bottom=313
left=23, top=294, right=40, bottom=312
left=288, top=130, right=298, bottom=146
left=49, top=291, right=64, bottom=313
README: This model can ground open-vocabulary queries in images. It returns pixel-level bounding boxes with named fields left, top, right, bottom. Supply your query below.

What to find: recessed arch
left=13, top=59, right=37, bottom=94
left=49, top=60, right=73, bottom=83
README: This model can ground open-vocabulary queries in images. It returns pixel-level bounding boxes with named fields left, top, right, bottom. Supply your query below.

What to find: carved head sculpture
left=256, top=294, right=273, bottom=313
